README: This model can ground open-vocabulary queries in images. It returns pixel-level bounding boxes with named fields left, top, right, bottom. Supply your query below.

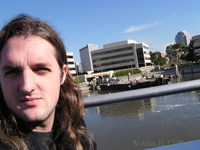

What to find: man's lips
left=20, top=97, right=42, bottom=101
left=20, top=97, right=43, bottom=106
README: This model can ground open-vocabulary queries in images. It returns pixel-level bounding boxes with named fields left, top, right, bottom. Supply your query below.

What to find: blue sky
left=1, top=0, right=200, bottom=62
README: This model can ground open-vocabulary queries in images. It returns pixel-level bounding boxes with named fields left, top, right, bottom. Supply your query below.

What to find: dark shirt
left=27, top=132, right=97, bottom=150
left=0, top=131, right=96, bottom=150
left=26, top=131, right=56, bottom=150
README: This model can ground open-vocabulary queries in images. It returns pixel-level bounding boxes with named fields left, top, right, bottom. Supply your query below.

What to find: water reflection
left=96, top=98, right=159, bottom=120
left=84, top=74, right=200, bottom=150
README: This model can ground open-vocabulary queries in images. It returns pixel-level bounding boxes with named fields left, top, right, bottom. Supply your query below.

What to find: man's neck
left=17, top=116, right=55, bottom=133
left=31, top=123, right=53, bottom=132
left=27, top=110, right=55, bottom=132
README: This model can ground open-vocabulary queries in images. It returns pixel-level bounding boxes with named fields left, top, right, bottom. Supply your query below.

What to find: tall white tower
left=79, top=44, right=98, bottom=72
left=175, top=31, right=191, bottom=46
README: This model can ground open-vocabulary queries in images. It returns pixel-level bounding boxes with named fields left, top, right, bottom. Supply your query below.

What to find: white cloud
left=122, top=21, right=159, bottom=33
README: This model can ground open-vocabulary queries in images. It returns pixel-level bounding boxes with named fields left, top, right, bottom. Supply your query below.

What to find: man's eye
left=5, top=69, right=20, bottom=76
left=33, top=67, right=50, bottom=74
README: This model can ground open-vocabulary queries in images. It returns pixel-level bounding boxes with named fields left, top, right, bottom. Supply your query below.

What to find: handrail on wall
left=84, top=79, right=200, bottom=108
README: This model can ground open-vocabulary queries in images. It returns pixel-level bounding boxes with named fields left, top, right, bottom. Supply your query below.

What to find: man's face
left=0, top=36, right=67, bottom=128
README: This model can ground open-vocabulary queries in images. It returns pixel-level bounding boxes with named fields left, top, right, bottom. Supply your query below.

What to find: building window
left=68, top=62, right=74, bottom=64
left=92, top=46, right=133, bottom=57
left=92, top=52, right=134, bottom=62
left=67, top=56, right=73, bottom=58
left=101, top=59, right=134, bottom=66
left=69, top=68, right=76, bottom=71
left=143, top=45, right=149, bottom=50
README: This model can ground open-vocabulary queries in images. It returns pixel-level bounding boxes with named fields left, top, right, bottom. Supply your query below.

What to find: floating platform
left=100, top=78, right=170, bottom=91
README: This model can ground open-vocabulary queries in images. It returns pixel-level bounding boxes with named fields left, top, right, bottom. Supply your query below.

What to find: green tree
left=150, top=51, right=167, bottom=66
left=165, top=43, right=188, bottom=65
left=181, top=41, right=195, bottom=62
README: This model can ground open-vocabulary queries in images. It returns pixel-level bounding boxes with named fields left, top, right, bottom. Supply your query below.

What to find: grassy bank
left=113, top=69, right=141, bottom=77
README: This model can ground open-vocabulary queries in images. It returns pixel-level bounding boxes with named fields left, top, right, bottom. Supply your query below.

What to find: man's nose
left=19, top=70, right=35, bottom=93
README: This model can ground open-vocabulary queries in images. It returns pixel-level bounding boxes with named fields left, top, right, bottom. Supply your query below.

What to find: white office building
left=75, top=62, right=83, bottom=74
left=136, top=42, right=152, bottom=67
left=191, top=34, right=200, bottom=61
left=175, top=31, right=191, bottom=46
left=79, top=44, right=98, bottom=72
left=66, top=52, right=76, bottom=75
left=91, top=40, right=152, bottom=72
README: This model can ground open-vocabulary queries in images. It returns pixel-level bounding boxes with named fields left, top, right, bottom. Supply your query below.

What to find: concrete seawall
left=163, top=64, right=200, bottom=76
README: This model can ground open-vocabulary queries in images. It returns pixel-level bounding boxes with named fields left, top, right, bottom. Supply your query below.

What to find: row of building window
left=67, top=56, right=73, bottom=58
left=143, top=45, right=149, bottom=50
left=92, top=52, right=134, bottom=62
left=144, top=51, right=150, bottom=55
left=93, top=59, right=135, bottom=68
left=92, top=46, right=133, bottom=57
left=94, top=65, right=136, bottom=72
left=69, top=68, right=76, bottom=71
left=145, top=57, right=151, bottom=60
left=68, top=62, right=74, bottom=64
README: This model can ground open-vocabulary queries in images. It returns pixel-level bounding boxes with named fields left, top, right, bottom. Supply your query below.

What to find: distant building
left=75, top=62, right=83, bottom=74
left=135, top=42, right=152, bottom=68
left=66, top=52, right=76, bottom=75
left=91, top=40, right=152, bottom=72
left=79, top=44, right=98, bottom=72
left=175, top=31, right=191, bottom=46
left=190, top=34, right=200, bottom=61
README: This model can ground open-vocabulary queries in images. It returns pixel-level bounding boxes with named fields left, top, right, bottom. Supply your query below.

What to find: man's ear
left=60, top=64, right=68, bottom=85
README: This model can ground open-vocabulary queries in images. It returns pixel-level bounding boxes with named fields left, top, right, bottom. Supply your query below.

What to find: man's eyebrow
left=1, top=63, right=51, bottom=71
left=32, top=63, right=51, bottom=67
left=2, top=65, right=19, bottom=71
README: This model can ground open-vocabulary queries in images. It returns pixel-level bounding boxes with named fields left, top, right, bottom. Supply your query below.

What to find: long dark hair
left=0, top=14, right=94, bottom=150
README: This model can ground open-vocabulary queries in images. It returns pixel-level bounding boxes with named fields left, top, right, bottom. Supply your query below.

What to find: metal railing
left=84, top=79, right=200, bottom=108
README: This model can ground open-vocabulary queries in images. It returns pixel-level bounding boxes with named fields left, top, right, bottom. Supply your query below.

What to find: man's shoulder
left=0, top=141, right=10, bottom=150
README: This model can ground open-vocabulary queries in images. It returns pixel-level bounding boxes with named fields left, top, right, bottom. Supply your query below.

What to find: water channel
left=83, top=73, right=200, bottom=150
